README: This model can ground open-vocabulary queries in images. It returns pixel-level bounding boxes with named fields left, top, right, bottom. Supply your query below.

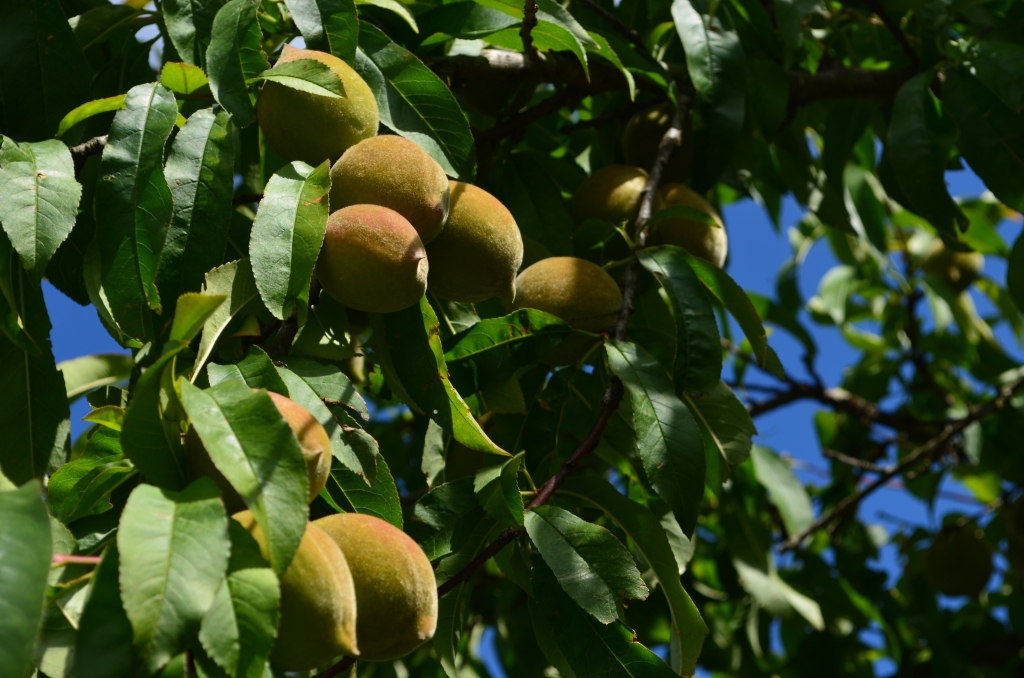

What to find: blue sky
left=44, top=164, right=1022, bottom=677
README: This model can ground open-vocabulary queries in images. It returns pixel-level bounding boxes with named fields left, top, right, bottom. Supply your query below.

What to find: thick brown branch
left=69, top=134, right=108, bottom=174
left=779, top=374, right=1024, bottom=551
left=430, top=50, right=915, bottom=103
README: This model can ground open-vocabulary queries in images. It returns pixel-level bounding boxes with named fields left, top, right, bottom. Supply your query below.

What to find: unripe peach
left=920, top=240, right=984, bottom=292
left=647, top=183, right=728, bottom=267
left=314, top=513, right=438, bottom=661
left=256, top=46, right=378, bottom=166
left=572, top=165, right=650, bottom=225
left=315, top=205, right=428, bottom=313
left=329, top=136, right=450, bottom=244
left=511, top=257, right=622, bottom=332
left=234, top=511, right=359, bottom=671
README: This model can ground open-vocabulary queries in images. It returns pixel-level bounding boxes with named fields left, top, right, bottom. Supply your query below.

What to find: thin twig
left=577, top=0, right=648, bottom=53
left=69, top=135, right=108, bottom=174
left=822, top=448, right=885, bottom=472
left=862, top=0, right=920, bottom=67
left=52, top=554, right=102, bottom=566
left=520, top=0, right=540, bottom=61
left=311, top=91, right=692, bottom=678
left=779, top=374, right=1024, bottom=551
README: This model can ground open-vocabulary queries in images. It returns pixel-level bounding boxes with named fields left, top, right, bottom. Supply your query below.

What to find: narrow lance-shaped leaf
left=682, top=380, right=756, bottom=466
left=198, top=520, right=280, bottom=678
left=169, top=293, right=227, bottom=343
left=530, top=556, right=679, bottom=678
left=206, top=0, right=269, bottom=127
left=484, top=22, right=589, bottom=79
left=159, top=107, right=236, bottom=308
left=163, top=0, right=229, bottom=66
left=0, top=0, right=90, bottom=141
left=0, top=480, right=52, bottom=678
left=254, top=59, right=347, bottom=98
left=179, top=379, right=308, bottom=576
left=0, top=261, right=70, bottom=485
left=324, top=453, right=403, bottom=528
left=250, top=160, right=331, bottom=325
left=95, top=83, right=179, bottom=341
left=942, top=67, right=1024, bottom=213
left=638, top=247, right=722, bottom=394
left=74, top=545, right=138, bottom=678
left=371, top=298, right=508, bottom=456
left=606, top=340, right=705, bottom=536
left=117, top=479, right=230, bottom=673
left=560, top=476, right=707, bottom=675
left=474, top=452, right=524, bottom=528
left=56, top=95, right=126, bottom=138
left=525, top=505, right=649, bottom=624
left=887, top=73, right=966, bottom=237
left=355, top=24, right=475, bottom=179
left=193, top=258, right=265, bottom=380
left=406, top=477, right=482, bottom=561
left=0, top=137, right=82, bottom=279
left=57, top=353, right=134, bottom=402
left=750, top=444, right=813, bottom=535
left=284, top=0, right=359, bottom=65
left=47, top=427, right=135, bottom=523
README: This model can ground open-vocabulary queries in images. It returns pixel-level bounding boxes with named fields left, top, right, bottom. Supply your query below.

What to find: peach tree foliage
left=1, top=0, right=1024, bottom=675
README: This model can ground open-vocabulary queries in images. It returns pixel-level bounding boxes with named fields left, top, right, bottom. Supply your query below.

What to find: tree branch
left=69, top=134, right=108, bottom=174
left=311, top=92, right=692, bottom=678
left=430, top=50, right=915, bottom=103
left=779, top=373, right=1024, bottom=551
left=520, top=0, right=540, bottom=61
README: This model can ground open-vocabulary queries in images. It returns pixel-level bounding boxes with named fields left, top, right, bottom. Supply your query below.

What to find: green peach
left=511, top=257, right=622, bottom=332
left=572, top=165, right=652, bottom=225
left=647, top=183, right=728, bottom=268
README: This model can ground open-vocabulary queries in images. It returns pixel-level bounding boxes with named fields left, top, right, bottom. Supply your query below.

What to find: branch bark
left=69, top=134, right=108, bottom=174
left=430, top=50, right=915, bottom=103
left=520, top=0, right=540, bottom=61
left=778, top=373, right=1024, bottom=552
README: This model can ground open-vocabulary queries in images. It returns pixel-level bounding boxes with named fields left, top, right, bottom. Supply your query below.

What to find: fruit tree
left=1, top=0, right=1024, bottom=675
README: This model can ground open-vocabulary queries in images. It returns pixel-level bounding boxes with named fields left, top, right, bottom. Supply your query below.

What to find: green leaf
left=120, top=342, right=190, bottom=490
left=559, top=476, right=706, bottom=674
left=443, top=309, right=572, bottom=395
left=198, top=520, right=280, bottom=678
left=56, top=95, right=126, bottom=138
left=720, top=490, right=823, bottom=630
left=674, top=247, right=781, bottom=376
left=48, top=428, right=135, bottom=522
left=887, top=72, right=966, bottom=237
left=746, top=57, right=788, bottom=137
left=290, top=292, right=359, bottom=361
left=530, top=556, right=678, bottom=678
left=1010, top=232, right=1024, bottom=315
left=638, top=247, right=722, bottom=394
left=0, top=267, right=70, bottom=485
left=250, top=161, right=331, bottom=325
left=170, top=293, right=228, bottom=342
left=586, top=31, right=635, bottom=100
left=0, top=137, right=82, bottom=280
left=159, top=107, right=236, bottom=308
left=84, top=404, right=126, bottom=431
left=606, top=340, right=705, bottom=536
left=95, top=83, right=179, bottom=341
left=281, top=355, right=368, bottom=421
left=284, top=0, right=359, bottom=65
left=74, top=545, right=138, bottom=678
left=485, top=22, right=589, bottom=78
left=206, top=0, right=269, bottom=128
left=670, top=0, right=746, bottom=192
left=682, top=380, right=755, bottom=466
left=0, top=232, right=41, bottom=355
left=493, top=152, right=574, bottom=259
left=164, top=0, right=228, bottom=67
left=180, top=379, right=308, bottom=576
left=193, top=259, right=265, bottom=379
left=355, top=24, right=475, bottom=180
left=160, top=62, right=210, bottom=94
left=371, top=297, right=508, bottom=456
left=57, top=353, right=134, bottom=402
left=117, top=479, right=231, bottom=673
left=474, top=452, right=524, bottom=528
left=356, top=0, right=419, bottom=32
left=323, top=453, right=403, bottom=528
left=526, top=505, right=648, bottom=623
left=0, top=480, right=52, bottom=678
left=749, top=444, right=812, bottom=535
left=943, top=68, right=1024, bottom=213
left=254, top=59, right=346, bottom=98
left=417, top=2, right=518, bottom=40
left=968, top=40, right=1024, bottom=112
left=0, top=0, right=90, bottom=141
left=406, top=477, right=482, bottom=561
